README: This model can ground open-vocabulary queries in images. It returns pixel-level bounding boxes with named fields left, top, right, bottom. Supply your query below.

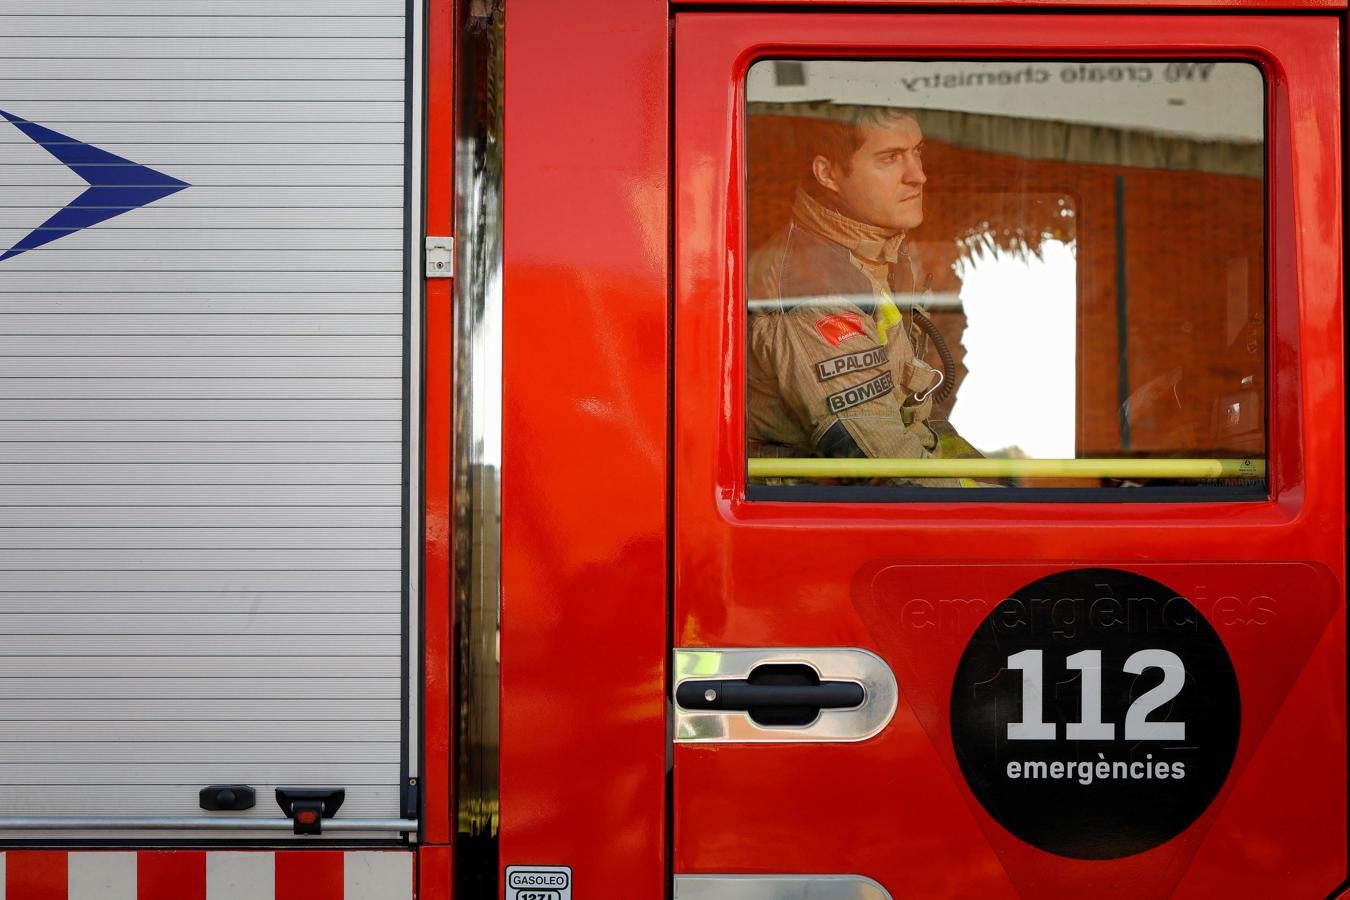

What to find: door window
left=744, top=60, right=1265, bottom=496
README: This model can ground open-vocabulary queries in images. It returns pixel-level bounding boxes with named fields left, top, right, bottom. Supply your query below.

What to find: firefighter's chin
left=895, top=208, right=923, bottom=231
left=891, top=195, right=923, bottom=231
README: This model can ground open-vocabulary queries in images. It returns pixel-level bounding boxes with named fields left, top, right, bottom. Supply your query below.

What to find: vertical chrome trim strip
left=673, top=875, right=893, bottom=899
left=454, top=0, right=504, bottom=891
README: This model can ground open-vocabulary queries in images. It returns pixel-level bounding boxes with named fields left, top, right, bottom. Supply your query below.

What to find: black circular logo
left=950, top=568, right=1240, bottom=859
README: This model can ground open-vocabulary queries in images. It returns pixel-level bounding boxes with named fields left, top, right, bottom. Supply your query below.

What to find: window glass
left=744, top=60, right=1265, bottom=496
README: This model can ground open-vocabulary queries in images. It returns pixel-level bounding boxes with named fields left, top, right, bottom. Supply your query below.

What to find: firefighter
left=748, top=105, right=967, bottom=484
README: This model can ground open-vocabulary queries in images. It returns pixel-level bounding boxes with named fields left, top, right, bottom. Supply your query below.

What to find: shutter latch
left=276, top=787, right=346, bottom=835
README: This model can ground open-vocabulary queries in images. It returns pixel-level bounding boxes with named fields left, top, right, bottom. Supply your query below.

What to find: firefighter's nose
left=905, top=160, right=927, bottom=186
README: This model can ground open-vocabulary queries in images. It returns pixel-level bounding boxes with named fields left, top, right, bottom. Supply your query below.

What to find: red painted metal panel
left=672, top=0, right=1346, bottom=8
left=274, top=850, right=344, bottom=900
left=4, top=851, right=66, bottom=900
left=674, top=11, right=1343, bottom=897
left=137, top=851, right=204, bottom=900
left=422, top=0, right=455, bottom=852
left=500, top=0, right=670, bottom=896
left=417, top=844, right=453, bottom=900
left=1173, top=603, right=1348, bottom=896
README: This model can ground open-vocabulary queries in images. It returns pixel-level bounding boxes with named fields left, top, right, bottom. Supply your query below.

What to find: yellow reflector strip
left=747, top=458, right=1266, bottom=479
left=875, top=290, right=902, bottom=345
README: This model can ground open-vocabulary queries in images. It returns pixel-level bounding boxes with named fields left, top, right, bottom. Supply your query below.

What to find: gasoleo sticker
left=506, top=865, right=572, bottom=900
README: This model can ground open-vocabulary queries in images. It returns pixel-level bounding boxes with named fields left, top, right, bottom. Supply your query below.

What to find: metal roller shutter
left=0, top=0, right=414, bottom=839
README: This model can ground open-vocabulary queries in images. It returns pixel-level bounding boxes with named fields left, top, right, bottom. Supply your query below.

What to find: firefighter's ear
left=811, top=155, right=840, bottom=194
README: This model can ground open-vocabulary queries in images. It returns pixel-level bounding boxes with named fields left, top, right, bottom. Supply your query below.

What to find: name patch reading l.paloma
left=817, top=346, right=888, bottom=381
left=825, top=370, right=894, bottom=413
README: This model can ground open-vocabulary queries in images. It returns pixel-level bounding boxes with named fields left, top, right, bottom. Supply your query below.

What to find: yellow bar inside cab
left=748, top=457, right=1266, bottom=480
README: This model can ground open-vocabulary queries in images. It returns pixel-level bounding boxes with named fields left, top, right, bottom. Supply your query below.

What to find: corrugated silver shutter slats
left=1, top=39, right=406, bottom=60
left=2, top=83, right=405, bottom=102
left=3, top=18, right=405, bottom=38
left=0, top=2, right=407, bottom=833
left=2, top=2, right=404, bottom=14
left=1, top=634, right=400, bottom=654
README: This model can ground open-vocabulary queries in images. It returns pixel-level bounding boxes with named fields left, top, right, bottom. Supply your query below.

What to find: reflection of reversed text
left=897, top=62, right=1217, bottom=92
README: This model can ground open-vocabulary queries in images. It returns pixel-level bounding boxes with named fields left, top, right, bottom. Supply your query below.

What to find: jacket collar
left=792, top=185, right=906, bottom=266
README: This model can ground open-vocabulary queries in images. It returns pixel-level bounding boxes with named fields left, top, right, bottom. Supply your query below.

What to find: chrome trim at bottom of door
left=672, top=647, right=897, bottom=742
left=673, top=875, right=893, bottom=899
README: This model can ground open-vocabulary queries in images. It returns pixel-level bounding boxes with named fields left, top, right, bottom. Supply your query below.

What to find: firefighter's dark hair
left=810, top=106, right=919, bottom=174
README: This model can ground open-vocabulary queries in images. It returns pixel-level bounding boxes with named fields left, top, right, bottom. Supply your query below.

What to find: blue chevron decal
left=1, top=109, right=190, bottom=262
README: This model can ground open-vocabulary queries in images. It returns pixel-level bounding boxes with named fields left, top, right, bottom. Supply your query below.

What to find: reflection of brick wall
left=748, top=115, right=1266, bottom=457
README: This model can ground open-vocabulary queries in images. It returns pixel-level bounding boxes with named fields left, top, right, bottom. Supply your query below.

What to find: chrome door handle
left=675, top=662, right=865, bottom=726
left=675, top=678, right=864, bottom=712
left=673, top=648, right=897, bottom=742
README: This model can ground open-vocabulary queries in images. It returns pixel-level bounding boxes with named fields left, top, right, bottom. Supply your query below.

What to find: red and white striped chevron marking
left=0, top=850, right=412, bottom=900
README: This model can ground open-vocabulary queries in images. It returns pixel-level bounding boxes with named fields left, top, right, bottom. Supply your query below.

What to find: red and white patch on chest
left=813, top=312, right=866, bottom=347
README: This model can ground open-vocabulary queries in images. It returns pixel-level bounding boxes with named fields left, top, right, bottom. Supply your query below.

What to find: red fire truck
left=0, top=0, right=1344, bottom=898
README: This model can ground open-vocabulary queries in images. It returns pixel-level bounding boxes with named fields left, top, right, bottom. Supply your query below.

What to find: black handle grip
left=676, top=678, right=864, bottom=711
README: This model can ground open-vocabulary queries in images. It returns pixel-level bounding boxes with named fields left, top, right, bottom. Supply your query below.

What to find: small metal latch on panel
left=276, top=787, right=345, bottom=836
left=425, top=236, right=454, bottom=278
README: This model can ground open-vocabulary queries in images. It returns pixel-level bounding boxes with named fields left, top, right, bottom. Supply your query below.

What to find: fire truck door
left=671, top=12, right=1344, bottom=900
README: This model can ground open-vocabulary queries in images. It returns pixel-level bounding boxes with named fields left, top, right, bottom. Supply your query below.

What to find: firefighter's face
left=814, top=116, right=926, bottom=233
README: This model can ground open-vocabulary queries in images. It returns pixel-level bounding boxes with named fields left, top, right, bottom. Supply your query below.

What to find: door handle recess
left=674, top=649, right=897, bottom=742
left=676, top=680, right=864, bottom=710
left=675, top=663, right=864, bottom=726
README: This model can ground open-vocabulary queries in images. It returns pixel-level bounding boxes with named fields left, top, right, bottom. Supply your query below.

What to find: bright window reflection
left=950, top=240, right=1077, bottom=460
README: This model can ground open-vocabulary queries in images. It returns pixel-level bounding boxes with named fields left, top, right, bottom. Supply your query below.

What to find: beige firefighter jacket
left=747, top=187, right=947, bottom=467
